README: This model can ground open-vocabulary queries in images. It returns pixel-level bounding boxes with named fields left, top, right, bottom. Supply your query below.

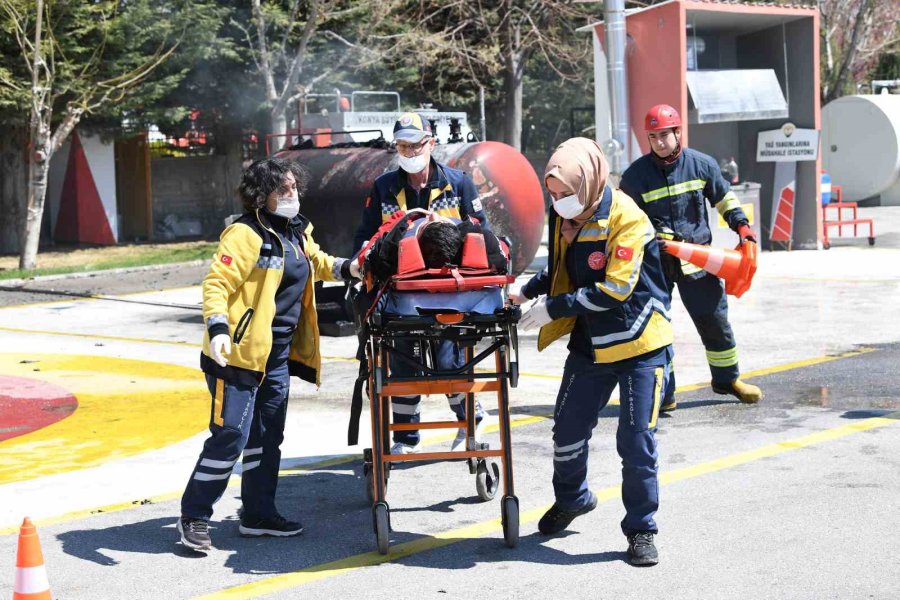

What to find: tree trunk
left=502, top=23, right=524, bottom=151
left=503, top=66, right=523, bottom=151
left=0, top=128, right=27, bottom=255
left=271, top=110, right=288, bottom=142
left=823, top=0, right=875, bottom=104
left=19, top=132, right=51, bottom=270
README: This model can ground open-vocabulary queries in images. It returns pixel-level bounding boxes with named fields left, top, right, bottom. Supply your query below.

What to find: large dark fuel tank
left=278, top=141, right=545, bottom=274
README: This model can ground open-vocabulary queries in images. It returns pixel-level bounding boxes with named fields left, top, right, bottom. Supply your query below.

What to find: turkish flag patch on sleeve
left=220, top=254, right=233, bottom=265
left=615, top=246, right=634, bottom=261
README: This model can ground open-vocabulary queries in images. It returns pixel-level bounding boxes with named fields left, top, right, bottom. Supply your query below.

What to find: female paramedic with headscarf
left=508, top=137, right=674, bottom=567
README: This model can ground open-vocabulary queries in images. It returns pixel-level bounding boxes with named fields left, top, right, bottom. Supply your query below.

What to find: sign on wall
left=757, top=122, right=820, bottom=162
left=757, top=123, right=819, bottom=248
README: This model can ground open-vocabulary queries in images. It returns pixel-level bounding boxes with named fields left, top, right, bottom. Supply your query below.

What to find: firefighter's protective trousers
left=662, top=271, right=738, bottom=404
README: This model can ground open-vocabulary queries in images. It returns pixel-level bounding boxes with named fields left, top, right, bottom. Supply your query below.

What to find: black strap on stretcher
left=347, top=282, right=388, bottom=446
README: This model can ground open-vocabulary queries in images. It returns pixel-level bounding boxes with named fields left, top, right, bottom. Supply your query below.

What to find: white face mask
left=271, top=194, right=300, bottom=219
left=398, top=153, right=429, bottom=174
left=552, top=193, right=585, bottom=219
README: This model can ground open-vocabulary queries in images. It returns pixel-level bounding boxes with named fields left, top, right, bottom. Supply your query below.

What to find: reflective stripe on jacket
left=522, top=186, right=674, bottom=363
left=619, top=147, right=748, bottom=246
left=353, top=159, right=490, bottom=252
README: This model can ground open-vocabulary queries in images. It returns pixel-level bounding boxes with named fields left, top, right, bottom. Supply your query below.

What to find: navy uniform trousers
left=662, top=271, right=738, bottom=404
left=181, top=342, right=290, bottom=521
left=552, top=349, right=668, bottom=536
left=389, top=339, right=484, bottom=446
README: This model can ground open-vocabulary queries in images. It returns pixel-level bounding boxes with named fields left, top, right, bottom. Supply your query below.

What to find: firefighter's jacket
left=201, top=210, right=350, bottom=387
left=352, top=158, right=490, bottom=252
left=619, top=147, right=748, bottom=246
left=521, top=186, right=674, bottom=364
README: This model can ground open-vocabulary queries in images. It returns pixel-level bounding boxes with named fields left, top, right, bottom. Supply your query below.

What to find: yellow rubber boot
left=711, top=379, right=763, bottom=404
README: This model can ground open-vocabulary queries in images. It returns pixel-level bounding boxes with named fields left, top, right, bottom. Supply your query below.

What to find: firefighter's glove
left=520, top=297, right=552, bottom=331
left=738, top=224, right=757, bottom=244
left=349, top=260, right=361, bottom=279
left=655, top=226, right=680, bottom=252
left=210, top=334, right=231, bottom=368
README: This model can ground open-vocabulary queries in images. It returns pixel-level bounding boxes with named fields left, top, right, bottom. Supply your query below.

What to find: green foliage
left=0, top=0, right=227, bottom=132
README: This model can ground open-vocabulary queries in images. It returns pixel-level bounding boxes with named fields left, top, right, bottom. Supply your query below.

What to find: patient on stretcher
left=355, top=210, right=510, bottom=316
left=350, top=210, right=513, bottom=453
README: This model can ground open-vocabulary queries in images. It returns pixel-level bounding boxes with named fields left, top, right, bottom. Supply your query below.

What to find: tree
left=384, top=1, right=597, bottom=151
left=241, top=0, right=398, bottom=138
left=819, top=0, right=899, bottom=103
left=0, top=0, right=223, bottom=268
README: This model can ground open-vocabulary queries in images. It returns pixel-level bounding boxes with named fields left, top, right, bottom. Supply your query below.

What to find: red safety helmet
left=645, top=104, right=682, bottom=131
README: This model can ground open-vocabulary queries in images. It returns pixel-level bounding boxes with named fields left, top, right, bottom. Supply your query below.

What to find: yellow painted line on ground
left=507, top=346, right=875, bottom=387
left=197, top=410, right=900, bottom=599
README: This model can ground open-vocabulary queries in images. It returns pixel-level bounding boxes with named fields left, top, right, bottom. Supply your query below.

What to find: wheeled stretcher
left=354, top=219, right=521, bottom=554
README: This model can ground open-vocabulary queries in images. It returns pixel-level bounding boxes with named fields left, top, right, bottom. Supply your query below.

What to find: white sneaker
left=450, top=420, right=484, bottom=451
left=390, top=441, right=421, bottom=455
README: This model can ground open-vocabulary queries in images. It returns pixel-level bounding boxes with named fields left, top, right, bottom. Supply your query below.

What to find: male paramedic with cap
left=353, top=112, right=492, bottom=455
left=619, top=104, right=762, bottom=411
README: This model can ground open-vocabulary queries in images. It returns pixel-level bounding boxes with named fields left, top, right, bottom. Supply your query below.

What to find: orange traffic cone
left=14, top=518, right=52, bottom=600
left=662, top=239, right=757, bottom=298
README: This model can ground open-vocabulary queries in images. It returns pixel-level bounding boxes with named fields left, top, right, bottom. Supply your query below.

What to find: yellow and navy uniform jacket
left=352, top=158, right=490, bottom=252
left=619, top=147, right=748, bottom=247
left=521, top=186, right=673, bottom=364
left=201, top=210, right=351, bottom=387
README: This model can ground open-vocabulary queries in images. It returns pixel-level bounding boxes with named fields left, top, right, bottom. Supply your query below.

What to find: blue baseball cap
left=393, top=112, right=433, bottom=143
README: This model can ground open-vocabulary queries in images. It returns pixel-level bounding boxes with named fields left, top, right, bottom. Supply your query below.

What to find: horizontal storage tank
left=822, top=94, right=900, bottom=205
left=278, top=141, right=546, bottom=274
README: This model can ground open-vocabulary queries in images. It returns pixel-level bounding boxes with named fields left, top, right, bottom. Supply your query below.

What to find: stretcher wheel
left=823, top=241, right=831, bottom=250
left=373, top=502, right=390, bottom=554
left=501, top=495, right=519, bottom=548
left=475, top=460, right=500, bottom=501
left=364, top=464, right=388, bottom=504
left=869, top=237, right=876, bottom=246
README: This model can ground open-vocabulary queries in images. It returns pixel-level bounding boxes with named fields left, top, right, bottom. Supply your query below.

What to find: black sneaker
left=627, top=531, right=659, bottom=566
left=177, top=517, right=211, bottom=551
left=538, top=493, right=598, bottom=534
left=239, top=514, right=303, bottom=537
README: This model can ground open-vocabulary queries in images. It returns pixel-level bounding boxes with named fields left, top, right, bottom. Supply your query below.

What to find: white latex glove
left=519, top=297, right=552, bottom=331
left=349, top=260, right=361, bottom=279
left=507, top=284, right=528, bottom=305
left=210, top=334, right=231, bottom=367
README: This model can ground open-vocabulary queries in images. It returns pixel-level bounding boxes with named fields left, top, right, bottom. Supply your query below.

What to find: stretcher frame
left=362, top=302, right=521, bottom=554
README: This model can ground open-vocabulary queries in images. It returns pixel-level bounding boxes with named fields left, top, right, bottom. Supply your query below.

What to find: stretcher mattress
left=378, top=287, right=504, bottom=316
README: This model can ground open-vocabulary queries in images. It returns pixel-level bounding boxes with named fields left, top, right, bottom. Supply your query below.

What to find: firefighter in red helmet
left=619, top=104, right=762, bottom=410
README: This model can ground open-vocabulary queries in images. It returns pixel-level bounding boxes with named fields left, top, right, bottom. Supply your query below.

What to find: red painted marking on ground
left=0, top=375, right=78, bottom=442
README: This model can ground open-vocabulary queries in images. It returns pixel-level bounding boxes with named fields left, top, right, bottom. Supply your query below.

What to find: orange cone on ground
left=662, top=239, right=757, bottom=298
left=14, top=518, right=52, bottom=600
